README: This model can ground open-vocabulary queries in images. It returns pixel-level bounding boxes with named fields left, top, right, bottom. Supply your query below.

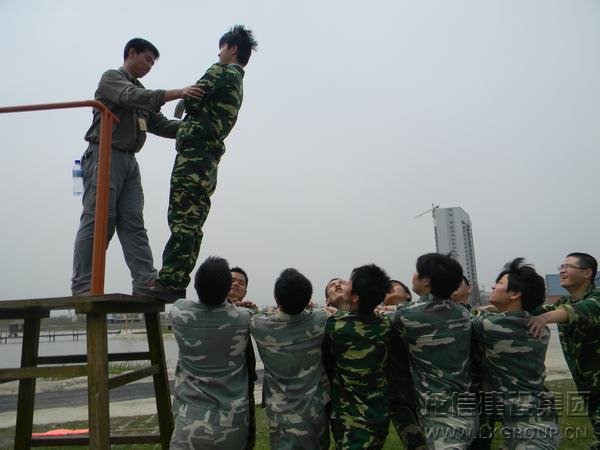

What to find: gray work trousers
left=71, top=144, right=157, bottom=294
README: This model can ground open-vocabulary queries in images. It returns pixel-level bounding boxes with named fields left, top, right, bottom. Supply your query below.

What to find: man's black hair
left=415, top=253, right=463, bottom=299
left=230, top=266, right=248, bottom=286
left=496, top=257, right=545, bottom=313
left=194, top=256, right=232, bottom=306
left=123, top=38, right=159, bottom=61
left=567, top=252, right=598, bottom=282
left=274, top=268, right=313, bottom=315
left=350, top=264, right=391, bottom=314
left=462, top=276, right=470, bottom=285
left=219, top=25, right=257, bottom=66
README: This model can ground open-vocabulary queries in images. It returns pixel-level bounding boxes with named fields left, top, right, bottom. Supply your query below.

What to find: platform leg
left=145, top=312, right=173, bottom=449
left=14, top=317, right=41, bottom=450
left=87, top=313, right=109, bottom=449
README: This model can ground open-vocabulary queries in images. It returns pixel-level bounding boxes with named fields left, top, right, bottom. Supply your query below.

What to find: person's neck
left=567, top=282, right=592, bottom=301
left=121, top=64, right=135, bottom=78
left=497, top=303, right=522, bottom=313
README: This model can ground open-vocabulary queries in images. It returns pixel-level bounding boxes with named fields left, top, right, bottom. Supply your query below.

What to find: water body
left=0, top=325, right=571, bottom=380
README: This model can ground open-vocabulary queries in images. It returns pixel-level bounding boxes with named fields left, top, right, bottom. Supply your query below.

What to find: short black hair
left=415, top=253, right=463, bottom=299
left=230, top=266, right=248, bottom=286
left=274, top=268, right=313, bottom=315
left=350, top=264, right=391, bottom=314
left=123, top=38, right=159, bottom=61
left=496, top=257, right=545, bottom=313
left=219, top=25, right=257, bottom=66
left=194, top=256, right=232, bottom=306
left=567, top=252, right=598, bottom=281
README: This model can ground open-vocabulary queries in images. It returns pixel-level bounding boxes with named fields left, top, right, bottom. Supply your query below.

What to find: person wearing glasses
left=529, top=252, right=600, bottom=449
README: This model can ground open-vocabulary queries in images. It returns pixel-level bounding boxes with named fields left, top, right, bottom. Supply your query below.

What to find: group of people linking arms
left=167, top=251, right=599, bottom=450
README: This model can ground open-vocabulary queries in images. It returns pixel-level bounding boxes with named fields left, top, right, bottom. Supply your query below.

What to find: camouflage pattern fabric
left=325, top=311, right=391, bottom=450
left=176, top=63, right=244, bottom=152
left=471, top=310, right=559, bottom=450
left=169, top=300, right=251, bottom=449
left=534, top=284, right=600, bottom=448
left=158, top=63, right=244, bottom=290
left=392, top=293, right=476, bottom=449
left=467, top=307, right=495, bottom=450
left=389, top=312, right=427, bottom=450
left=251, top=308, right=331, bottom=450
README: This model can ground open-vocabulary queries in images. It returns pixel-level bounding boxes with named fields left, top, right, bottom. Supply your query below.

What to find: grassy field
left=0, top=379, right=594, bottom=449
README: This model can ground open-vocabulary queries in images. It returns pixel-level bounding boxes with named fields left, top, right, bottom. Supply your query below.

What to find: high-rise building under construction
left=434, top=207, right=481, bottom=305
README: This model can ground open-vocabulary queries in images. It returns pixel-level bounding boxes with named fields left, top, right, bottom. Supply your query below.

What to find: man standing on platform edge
left=143, top=25, right=257, bottom=302
left=71, top=38, right=203, bottom=296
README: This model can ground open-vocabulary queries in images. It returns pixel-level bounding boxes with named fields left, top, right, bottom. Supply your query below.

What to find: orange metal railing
left=0, top=100, right=118, bottom=295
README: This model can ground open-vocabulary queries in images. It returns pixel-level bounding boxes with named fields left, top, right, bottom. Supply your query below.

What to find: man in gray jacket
left=71, top=37, right=202, bottom=295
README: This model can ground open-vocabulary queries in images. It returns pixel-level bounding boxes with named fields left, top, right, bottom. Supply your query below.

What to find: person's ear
left=126, top=47, right=138, bottom=61
left=509, top=291, right=522, bottom=302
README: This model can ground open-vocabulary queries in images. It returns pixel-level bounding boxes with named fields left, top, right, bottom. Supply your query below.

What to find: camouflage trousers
left=169, top=405, right=248, bottom=449
left=159, top=146, right=219, bottom=290
left=585, top=390, right=600, bottom=449
left=267, top=408, right=330, bottom=450
left=500, top=415, right=559, bottom=450
left=423, top=415, right=477, bottom=450
left=330, top=418, right=388, bottom=450
left=389, top=400, right=427, bottom=449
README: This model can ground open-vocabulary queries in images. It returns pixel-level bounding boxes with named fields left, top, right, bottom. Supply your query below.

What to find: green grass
left=0, top=380, right=594, bottom=449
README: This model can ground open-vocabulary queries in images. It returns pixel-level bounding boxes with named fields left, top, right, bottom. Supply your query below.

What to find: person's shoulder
left=309, top=307, right=331, bottom=322
left=588, top=286, right=600, bottom=299
left=100, top=68, right=127, bottom=80
left=169, top=299, right=198, bottom=320
left=225, top=301, right=252, bottom=318
left=250, top=312, right=275, bottom=327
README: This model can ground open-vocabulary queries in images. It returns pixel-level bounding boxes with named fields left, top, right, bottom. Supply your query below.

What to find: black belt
left=87, top=141, right=137, bottom=155
left=114, top=147, right=138, bottom=155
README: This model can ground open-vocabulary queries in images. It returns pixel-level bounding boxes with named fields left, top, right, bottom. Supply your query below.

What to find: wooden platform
left=0, top=294, right=174, bottom=449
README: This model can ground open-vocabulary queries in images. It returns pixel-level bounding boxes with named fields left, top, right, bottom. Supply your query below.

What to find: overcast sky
left=0, top=0, right=598, bottom=307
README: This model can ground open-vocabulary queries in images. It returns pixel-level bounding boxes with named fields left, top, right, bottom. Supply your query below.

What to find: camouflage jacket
left=250, top=308, right=330, bottom=422
left=472, top=310, right=553, bottom=417
left=388, top=304, right=419, bottom=407
left=169, top=299, right=251, bottom=425
left=176, top=63, right=244, bottom=154
left=324, top=311, right=391, bottom=427
left=391, top=294, right=472, bottom=414
left=534, top=284, right=600, bottom=391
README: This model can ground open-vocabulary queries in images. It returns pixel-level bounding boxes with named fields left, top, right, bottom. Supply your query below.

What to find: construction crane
left=415, top=204, right=439, bottom=219
left=415, top=204, right=440, bottom=252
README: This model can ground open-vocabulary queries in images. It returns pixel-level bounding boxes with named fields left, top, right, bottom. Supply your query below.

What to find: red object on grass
left=31, top=429, right=89, bottom=437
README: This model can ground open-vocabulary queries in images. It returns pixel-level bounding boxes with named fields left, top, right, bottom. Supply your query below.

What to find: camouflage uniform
left=534, top=285, right=600, bottom=449
left=388, top=306, right=428, bottom=450
left=169, top=299, right=251, bottom=449
left=472, top=310, right=559, bottom=450
left=392, top=294, right=476, bottom=450
left=250, top=308, right=331, bottom=450
left=158, top=63, right=244, bottom=291
left=324, top=311, right=391, bottom=450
